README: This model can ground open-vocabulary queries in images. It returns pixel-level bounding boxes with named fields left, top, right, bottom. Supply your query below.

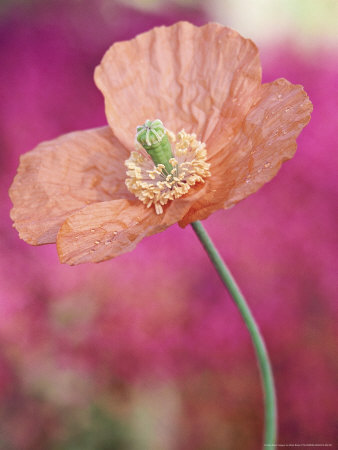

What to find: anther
left=126, top=121, right=211, bottom=215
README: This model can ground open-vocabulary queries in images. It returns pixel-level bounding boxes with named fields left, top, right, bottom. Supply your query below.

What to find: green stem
left=191, top=220, right=277, bottom=448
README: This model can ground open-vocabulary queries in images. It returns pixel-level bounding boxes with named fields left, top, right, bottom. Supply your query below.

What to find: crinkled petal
left=94, top=21, right=261, bottom=150
left=179, top=78, right=313, bottom=226
left=56, top=192, right=199, bottom=265
left=9, top=127, right=132, bottom=245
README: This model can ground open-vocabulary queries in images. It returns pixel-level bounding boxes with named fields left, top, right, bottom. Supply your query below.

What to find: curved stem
left=191, top=220, right=277, bottom=448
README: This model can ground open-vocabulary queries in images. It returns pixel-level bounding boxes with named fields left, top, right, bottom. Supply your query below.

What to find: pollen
left=125, top=130, right=211, bottom=214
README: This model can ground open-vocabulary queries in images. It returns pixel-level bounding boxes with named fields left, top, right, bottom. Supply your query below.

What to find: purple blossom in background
left=0, top=1, right=337, bottom=448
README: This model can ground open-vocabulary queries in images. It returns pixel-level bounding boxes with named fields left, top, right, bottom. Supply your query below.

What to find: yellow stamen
left=125, top=130, right=210, bottom=214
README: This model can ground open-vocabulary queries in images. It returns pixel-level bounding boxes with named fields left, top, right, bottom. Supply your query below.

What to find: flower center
left=125, top=119, right=210, bottom=214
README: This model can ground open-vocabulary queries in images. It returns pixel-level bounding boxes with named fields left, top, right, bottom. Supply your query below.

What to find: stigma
left=125, top=121, right=210, bottom=215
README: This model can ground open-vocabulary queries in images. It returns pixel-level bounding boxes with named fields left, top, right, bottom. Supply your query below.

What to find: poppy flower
left=9, top=21, right=312, bottom=265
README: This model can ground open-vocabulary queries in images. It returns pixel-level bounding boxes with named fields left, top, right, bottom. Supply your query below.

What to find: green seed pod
left=136, top=119, right=173, bottom=175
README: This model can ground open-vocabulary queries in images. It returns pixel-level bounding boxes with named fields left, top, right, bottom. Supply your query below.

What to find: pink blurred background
left=0, top=0, right=337, bottom=449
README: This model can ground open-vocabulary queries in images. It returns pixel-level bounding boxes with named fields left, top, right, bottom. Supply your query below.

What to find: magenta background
left=0, top=1, right=337, bottom=448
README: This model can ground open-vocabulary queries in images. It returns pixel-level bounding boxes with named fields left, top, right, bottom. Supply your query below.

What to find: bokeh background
left=1, top=0, right=337, bottom=449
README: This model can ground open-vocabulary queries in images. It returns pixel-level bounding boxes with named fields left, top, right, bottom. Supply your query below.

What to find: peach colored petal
left=9, top=127, right=132, bottom=245
left=94, top=21, right=261, bottom=151
left=179, top=78, right=313, bottom=226
left=56, top=191, right=200, bottom=265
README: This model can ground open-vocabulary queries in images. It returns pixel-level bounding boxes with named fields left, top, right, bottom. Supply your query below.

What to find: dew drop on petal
left=91, top=229, right=95, bottom=233
left=264, top=162, right=271, bottom=168
left=95, top=240, right=100, bottom=245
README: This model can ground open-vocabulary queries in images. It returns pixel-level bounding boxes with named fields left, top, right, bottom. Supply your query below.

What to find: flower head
left=9, top=22, right=312, bottom=265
